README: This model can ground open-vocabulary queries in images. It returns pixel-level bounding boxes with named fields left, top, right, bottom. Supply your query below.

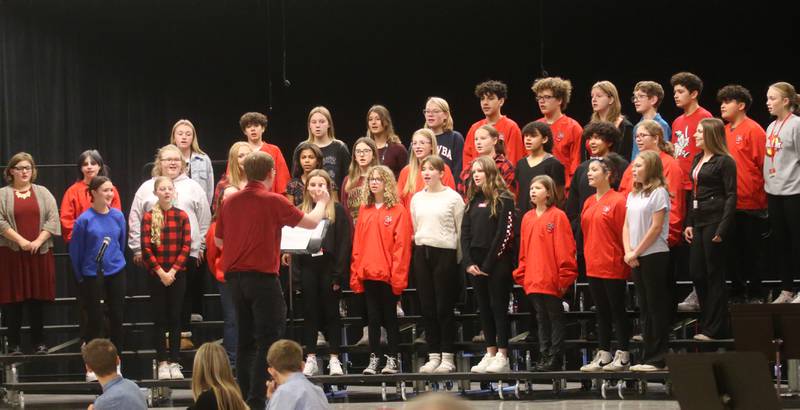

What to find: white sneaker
left=580, top=350, right=612, bottom=372
left=117, top=364, right=122, bottom=376
left=381, top=355, right=399, bottom=374
left=562, top=301, right=570, bottom=312
left=486, top=352, right=511, bottom=373
left=328, top=356, right=344, bottom=376
left=471, top=353, right=494, bottom=373
left=169, top=362, right=184, bottom=379
left=773, top=290, right=795, bottom=304
left=363, top=354, right=380, bottom=375
left=396, top=303, right=405, bottom=317
left=190, top=313, right=203, bottom=322
left=303, top=356, right=320, bottom=376
left=632, top=334, right=643, bottom=342
left=86, top=371, right=98, bottom=382
left=602, top=350, right=631, bottom=372
left=677, top=290, right=700, bottom=311
left=316, top=332, right=328, bottom=347
left=419, top=353, right=441, bottom=373
left=434, top=353, right=456, bottom=373
left=631, top=363, right=663, bottom=372
left=793, top=294, right=800, bottom=304
left=355, top=326, right=369, bottom=346
left=157, top=362, right=171, bottom=380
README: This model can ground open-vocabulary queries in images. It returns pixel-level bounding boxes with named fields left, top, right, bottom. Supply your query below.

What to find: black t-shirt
left=187, top=389, right=217, bottom=410
left=292, top=140, right=351, bottom=189
left=515, top=154, right=566, bottom=217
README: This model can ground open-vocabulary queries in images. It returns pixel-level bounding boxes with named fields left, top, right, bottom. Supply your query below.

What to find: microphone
left=95, top=236, right=111, bottom=264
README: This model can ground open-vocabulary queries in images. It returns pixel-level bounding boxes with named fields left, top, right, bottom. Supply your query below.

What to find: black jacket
left=687, top=153, right=737, bottom=238
left=461, top=193, right=516, bottom=274
left=296, top=202, right=352, bottom=286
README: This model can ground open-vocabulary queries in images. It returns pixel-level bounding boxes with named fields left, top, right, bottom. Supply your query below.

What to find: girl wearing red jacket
left=462, top=156, right=516, bottom=374
left=578, top=155, right=631, bottom=372
left=350, top=165, right=412, bottom=375
left=514, top=175, right=577, bottom=371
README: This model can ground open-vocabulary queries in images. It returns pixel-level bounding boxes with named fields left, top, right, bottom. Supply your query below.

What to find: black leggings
left=729, top=211, right=768, bottom=299
left=81, top=269, right=126, bottom=350
left=181, top=256, right=202, bottom=332
left=2, top=300, right=44, bottom=347
left=528, top=293, right=564, bottom=356
left=768, top=194, right=800, bottom=292
left=299, top=254, right=341, bottom=354
left=414, top=246, right=458, bottom=353
left=363, top=280, right=399, bottom=355
left=632, top=252, right=671, bottom=367
left=690, top=222, right=729, bottom=338
left=149, top=271, right=187, bottom=363
left=469, top=248, right=512, bottom=349
left=588, top=277, right=630, bottom=351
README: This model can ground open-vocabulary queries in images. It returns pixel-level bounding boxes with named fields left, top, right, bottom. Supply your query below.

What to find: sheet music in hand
left=280, top=219, right=329, bottom=254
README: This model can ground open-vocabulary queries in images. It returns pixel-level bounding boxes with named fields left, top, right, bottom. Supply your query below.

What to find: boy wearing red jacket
left=350, top=165, right=412, bottom=375
left=462, top=80, right=524, bottom=172
left=718, top=85, right=768, bottom=303
left=514, top=175, right=578, bottom=371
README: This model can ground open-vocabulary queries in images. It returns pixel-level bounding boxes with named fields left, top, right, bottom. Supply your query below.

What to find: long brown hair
left=366, top=105, right=402, bottom=144
left=300, top=169, right=337, bottom=222
left=465, top=156, right=513, bottom=217
left=191, top=343, right=248, bottom=410
left=632, top=150, right=668, bottom=196
left=590, top=81, right=622, bottom=124
left=698, top=118, right=730, bottom=157
left=345, top=137, right=379, bottom=192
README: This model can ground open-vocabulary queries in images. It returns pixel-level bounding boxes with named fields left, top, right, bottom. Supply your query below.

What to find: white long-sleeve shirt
left=128, top=174, right=211, bottom=258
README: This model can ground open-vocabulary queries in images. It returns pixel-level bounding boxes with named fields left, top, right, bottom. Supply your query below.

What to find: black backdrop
left=0, top=0, right=798, bottom=340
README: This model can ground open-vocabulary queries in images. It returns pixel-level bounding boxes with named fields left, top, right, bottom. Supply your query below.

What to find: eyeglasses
left=160, top=158, right=182, bottom=163
left=535, top=95, right=556, bottom=102
left=355, top=149, right=372, bottom=156
left=367, top=177, right=383, bottom=183
left=631, top=94, right=650, bottom=102
left=635, top=133, right=653, bottom=139
left=423, top=109, right=443, bottom=115
left=12, top=166, right=32, bottom=172
left=411, top=140, right=431, bottom=147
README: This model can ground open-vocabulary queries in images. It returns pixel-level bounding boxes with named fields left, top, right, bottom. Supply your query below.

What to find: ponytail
left=770, top=82, right=800, bottom=116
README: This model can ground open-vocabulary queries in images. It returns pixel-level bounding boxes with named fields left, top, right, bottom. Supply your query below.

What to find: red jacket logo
left=384, top=215, right=393, bottom=226
left=555, top=132, right=564, bottom=142
left=546, top=223, right=555, bottom=233
left=735, top=135, right=743, bottom=145
left=602, top=205, right=611, bottom=215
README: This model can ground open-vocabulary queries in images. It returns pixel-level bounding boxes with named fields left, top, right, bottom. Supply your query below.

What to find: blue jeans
left=218, top=281, right=238, bottom=368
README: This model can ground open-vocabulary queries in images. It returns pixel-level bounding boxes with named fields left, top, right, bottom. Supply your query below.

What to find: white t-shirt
left=626, top=187, right=670, bottom=257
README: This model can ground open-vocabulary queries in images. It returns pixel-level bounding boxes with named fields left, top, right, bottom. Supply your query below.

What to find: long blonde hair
left=152, top=144, right=187, bottom=177
left=150, top=176, right=173, bottom=248
left=300, top=169, right=337, bottom=222
left=465, top=156, right=513, bottom=217
left=590, top=81, right=622, bottom=124
left=345, top=137, right=379, bottom=192
left=305, top=106, right=337, bottom=143
left=361, top=165, right=400, bottom=208
left=191, top=343, right=248, bottom=410
left=366, top=105, right=402, bottom=144
left=169, top=119, right=206, bottom=156
left=403, top=128, right=439, bottom=197
left=227, top=142, right=252, bottom=188
left=632, top=150, right=669, bottom=196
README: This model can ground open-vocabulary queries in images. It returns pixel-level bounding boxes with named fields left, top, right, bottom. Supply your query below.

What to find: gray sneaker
left=363, top=354, right=380, bottom=375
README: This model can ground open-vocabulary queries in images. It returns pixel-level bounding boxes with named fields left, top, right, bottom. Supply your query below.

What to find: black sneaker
left=363, top=353, right=380, bottom=375
left=8, top=345, right=22, bottom=356
left=35, top=344, right=48, bottom=355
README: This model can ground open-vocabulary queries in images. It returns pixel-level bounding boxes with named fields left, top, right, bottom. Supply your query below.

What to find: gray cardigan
left=0, top=184, right=61, bottom=253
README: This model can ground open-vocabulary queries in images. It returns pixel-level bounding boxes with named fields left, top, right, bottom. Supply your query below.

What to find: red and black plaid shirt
left=459, top=154, right=517, bottom=195
left=141, top=207, right=192, bottom=273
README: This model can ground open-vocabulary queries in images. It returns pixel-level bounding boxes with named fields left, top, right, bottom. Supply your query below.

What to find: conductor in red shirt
left=214, top=151, right=329, bottom=410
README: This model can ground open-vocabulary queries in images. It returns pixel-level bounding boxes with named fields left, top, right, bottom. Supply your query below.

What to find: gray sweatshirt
left=764, top=114, right=800, bottom=195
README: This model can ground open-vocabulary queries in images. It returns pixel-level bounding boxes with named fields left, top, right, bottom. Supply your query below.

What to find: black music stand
left=730, top=304, right=800, bottom=396
left=666, top=352, right=780, bottom=410
left=280, top=220, right=329, bottom=339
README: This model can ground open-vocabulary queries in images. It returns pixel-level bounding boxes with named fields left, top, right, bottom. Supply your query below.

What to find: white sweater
left=410, top=187, right=465, bottom=259
left=128, top=174, right=211, bottom=258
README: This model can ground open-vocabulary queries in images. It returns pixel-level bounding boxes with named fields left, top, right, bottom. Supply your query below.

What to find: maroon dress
left=0, top=189, right=56, bottom=303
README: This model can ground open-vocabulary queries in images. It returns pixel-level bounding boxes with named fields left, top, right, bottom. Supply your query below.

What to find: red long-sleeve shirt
left=513, top=206, right=577, bottom=297
left=581, top=190, right=629, bottom=280
left=60, top=181, right=122, bottom=243
left=462, top=116, right=524, bottom=174
left=537, top=115, right=583, bottom=191
left=350, top=203, right=412, bottom=296
left=726, top=117, right=767, bottom=210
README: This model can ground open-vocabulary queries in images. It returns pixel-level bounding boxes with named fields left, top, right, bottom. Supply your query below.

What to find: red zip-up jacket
left=725, top=117, right=767, bottom=210
left=513, top=206, right=577, bottom=297
left=581, top=190, right=629, bottom=280
left=350, top=202, right=412, bottom=295
left=619, top=150, right=685, bottom=246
